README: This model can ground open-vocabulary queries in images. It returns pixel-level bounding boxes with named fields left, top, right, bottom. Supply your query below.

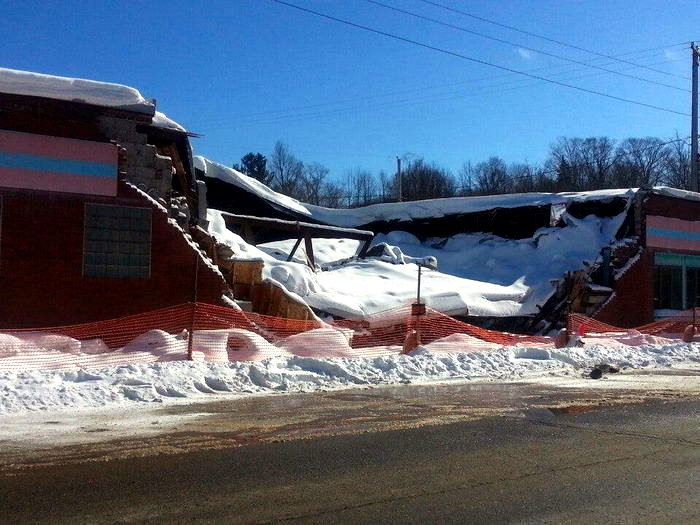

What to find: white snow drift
left=0, top=340, right=697, bottom=414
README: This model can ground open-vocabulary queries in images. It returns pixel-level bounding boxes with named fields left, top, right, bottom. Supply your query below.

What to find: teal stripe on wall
left=655, top=252, right=700, bottom=268
left=648, top=227, right=700, bottom=242
left=0, top=152, right=116, bottom=178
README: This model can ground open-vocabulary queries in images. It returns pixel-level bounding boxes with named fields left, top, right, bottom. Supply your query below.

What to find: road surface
left=0, top=369, right=698, bottom=523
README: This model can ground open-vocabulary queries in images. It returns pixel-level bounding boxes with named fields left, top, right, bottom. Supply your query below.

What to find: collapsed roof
left=199, top=157, right=678, bottom=323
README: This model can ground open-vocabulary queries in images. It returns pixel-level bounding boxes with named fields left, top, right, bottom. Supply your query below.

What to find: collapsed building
left=196, top=157, right=700, bottom=333
left=2, top=67, right=700, bottom=335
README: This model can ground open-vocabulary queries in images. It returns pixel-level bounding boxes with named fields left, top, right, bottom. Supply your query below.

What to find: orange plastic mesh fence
left=567, top=309, right=700, bottom=336
left=0, top=302, right=557, bottom=370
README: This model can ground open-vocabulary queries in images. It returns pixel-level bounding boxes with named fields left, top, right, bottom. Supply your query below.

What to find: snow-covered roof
left=208, top=206, right=629, bottom=319
left=151, top=110, right=187, bottom=132
left=650, top=186, right=700, bottom=203
left=196, top=156, right=700, bottom=228
left=195, top=155, right=641, bottom=227
left=305, top=189, right=637, bottom=228
left=0, top=67, right=155, bottom=114
left=195, top=156, right=311, bottom=216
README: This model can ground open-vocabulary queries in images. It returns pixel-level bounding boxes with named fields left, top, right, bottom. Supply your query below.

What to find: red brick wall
left=0, top=183, right=227, bottom=328
left=595, top=192, right=700, bottom=328
left=595, top=251, right=654, bottom=327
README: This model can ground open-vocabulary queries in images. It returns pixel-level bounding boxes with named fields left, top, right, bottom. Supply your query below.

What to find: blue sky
left=1, top=0, right=697, bottom=181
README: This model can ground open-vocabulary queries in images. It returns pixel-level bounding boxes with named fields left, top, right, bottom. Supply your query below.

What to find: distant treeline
left=232, top=136, right=692, bottom=207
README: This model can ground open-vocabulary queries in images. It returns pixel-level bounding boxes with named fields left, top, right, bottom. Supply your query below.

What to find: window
left=83, top=204, right=151, bottom=278
left=654, top=265, right=683, bottom=310
left=654, top=252, right=700, bottom=310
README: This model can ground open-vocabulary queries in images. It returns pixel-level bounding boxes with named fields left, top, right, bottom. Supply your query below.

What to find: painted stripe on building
left=0, top=129, right=116, bottom=163
left=0, top=168, right=117, bottom=196
left=647, top=215, right=700, bottom=253
left=0, top=129, right=117, bottom=196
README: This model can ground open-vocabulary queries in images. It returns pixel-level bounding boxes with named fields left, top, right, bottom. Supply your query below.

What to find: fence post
left=187, top=254, right=200, bottom=361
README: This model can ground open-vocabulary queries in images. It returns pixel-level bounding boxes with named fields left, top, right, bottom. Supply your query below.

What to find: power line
left=363, top=0, right=689, bottom=93
left=415, top=0, right=691, bottom=80
left=194, top=56, right=687, bottom=131
left=185, top=52, right=683, bottom=128
left=184, top=50, right=685, bottom=131
left=266, top=0, right=690, bottom=117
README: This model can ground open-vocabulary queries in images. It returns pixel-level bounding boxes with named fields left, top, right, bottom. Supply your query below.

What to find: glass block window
left=83, top=204, right=151, bottom=278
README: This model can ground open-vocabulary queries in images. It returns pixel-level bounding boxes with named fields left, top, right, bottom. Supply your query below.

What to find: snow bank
left=0, top=342, right=697, bottom=414
left=0, top=67, right=153, bottom=112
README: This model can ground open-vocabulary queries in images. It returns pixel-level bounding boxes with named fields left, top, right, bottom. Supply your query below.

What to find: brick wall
left=594, top=251, right=654, bottom=327
left=0, top=183, right=228, bottom=328
left=594, top=192, right=700, bottom=328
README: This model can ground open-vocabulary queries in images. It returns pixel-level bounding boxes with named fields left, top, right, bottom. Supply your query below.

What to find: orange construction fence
left=567, top=308, right=700, bottom=337
left=0, top=302, right=696, bottom=371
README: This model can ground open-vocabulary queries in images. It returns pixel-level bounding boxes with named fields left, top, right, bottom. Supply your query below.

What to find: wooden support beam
left=304, top=236, right=315, bottom=268
left=219, top=212, right=373, bottom=241
left=358, top=238, right=371, bottom=259
left=287, top=237, right=303, bottom=261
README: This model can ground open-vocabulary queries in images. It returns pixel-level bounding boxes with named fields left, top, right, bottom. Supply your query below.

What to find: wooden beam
left=218, top=212, right=374, bottom=241
left=287, top=237, right=303, bottom=261
left=304, top=236, right=315, bottom=268
left=358, top=239, right=372, bottom=258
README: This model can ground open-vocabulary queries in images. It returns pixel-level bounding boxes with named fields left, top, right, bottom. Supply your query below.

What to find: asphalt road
left=1, top=386, right=698, bottom=524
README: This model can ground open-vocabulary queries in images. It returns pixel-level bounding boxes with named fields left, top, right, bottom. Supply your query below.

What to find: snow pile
left=0, top=67, right=153, bottom=112
left=0, top=341, right=697, bottom=414
left=209, top=207, right=626, bottom=318
left=199, top=157, right=634, bottom=318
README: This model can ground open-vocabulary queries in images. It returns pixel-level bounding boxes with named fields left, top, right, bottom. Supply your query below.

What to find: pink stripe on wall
left=0, top=129, right=117, bottom=164
left=647, top=215, right=700, bottom=234
left=647, top=235, right=700, bottom=252
left=0, top=167, right=117, bottom=196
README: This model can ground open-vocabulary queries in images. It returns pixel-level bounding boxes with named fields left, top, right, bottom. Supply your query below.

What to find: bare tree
left=472, top=157, right=511, bottom=195
left=300, top=162, right=329, bottom=205
left=346, top=167, right=378, bottom=207
left=456, top=162, right=475, bottom=196
left=612, top=137, right=669, bottom=188
left=268, top=141, right=305, bottom=198
left=390, top=158, right=455, bottom=201
left=662, top=136, right=691, bottom=189
left=319, top=181, right=346, bottom=208
left=377, top=170, right=391, bottom=202
left=548, top=137, right=616, bottom=190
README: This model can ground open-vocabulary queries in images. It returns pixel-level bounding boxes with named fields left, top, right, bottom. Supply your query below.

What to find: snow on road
left=1, top=341, right=697, bottom=414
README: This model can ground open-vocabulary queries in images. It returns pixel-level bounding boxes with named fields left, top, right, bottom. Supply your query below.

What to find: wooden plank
left=287, top=237, right=303, bottom=261
left=304, top=237, right=315, bottom=268
left=219, top=211, right=373, bottom=241
left=358, top=239, right=371, bottom=258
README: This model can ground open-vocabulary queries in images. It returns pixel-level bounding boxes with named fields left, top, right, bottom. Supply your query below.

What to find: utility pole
left=396, top=156, right=402, bottom=202
left=692, top=42, right=699, bottom=191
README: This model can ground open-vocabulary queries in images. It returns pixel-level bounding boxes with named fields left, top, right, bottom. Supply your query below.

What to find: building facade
left=0, top=80, right=228, bottom=328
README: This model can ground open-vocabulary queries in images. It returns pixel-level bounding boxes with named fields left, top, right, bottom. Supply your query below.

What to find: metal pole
left=187, top=254, right=200, bottom=361
left=692, top=43, right=699, bottom=191
left=417, top=265, right=422, bottom=304
left=397, top=156, right=402, bottom=202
